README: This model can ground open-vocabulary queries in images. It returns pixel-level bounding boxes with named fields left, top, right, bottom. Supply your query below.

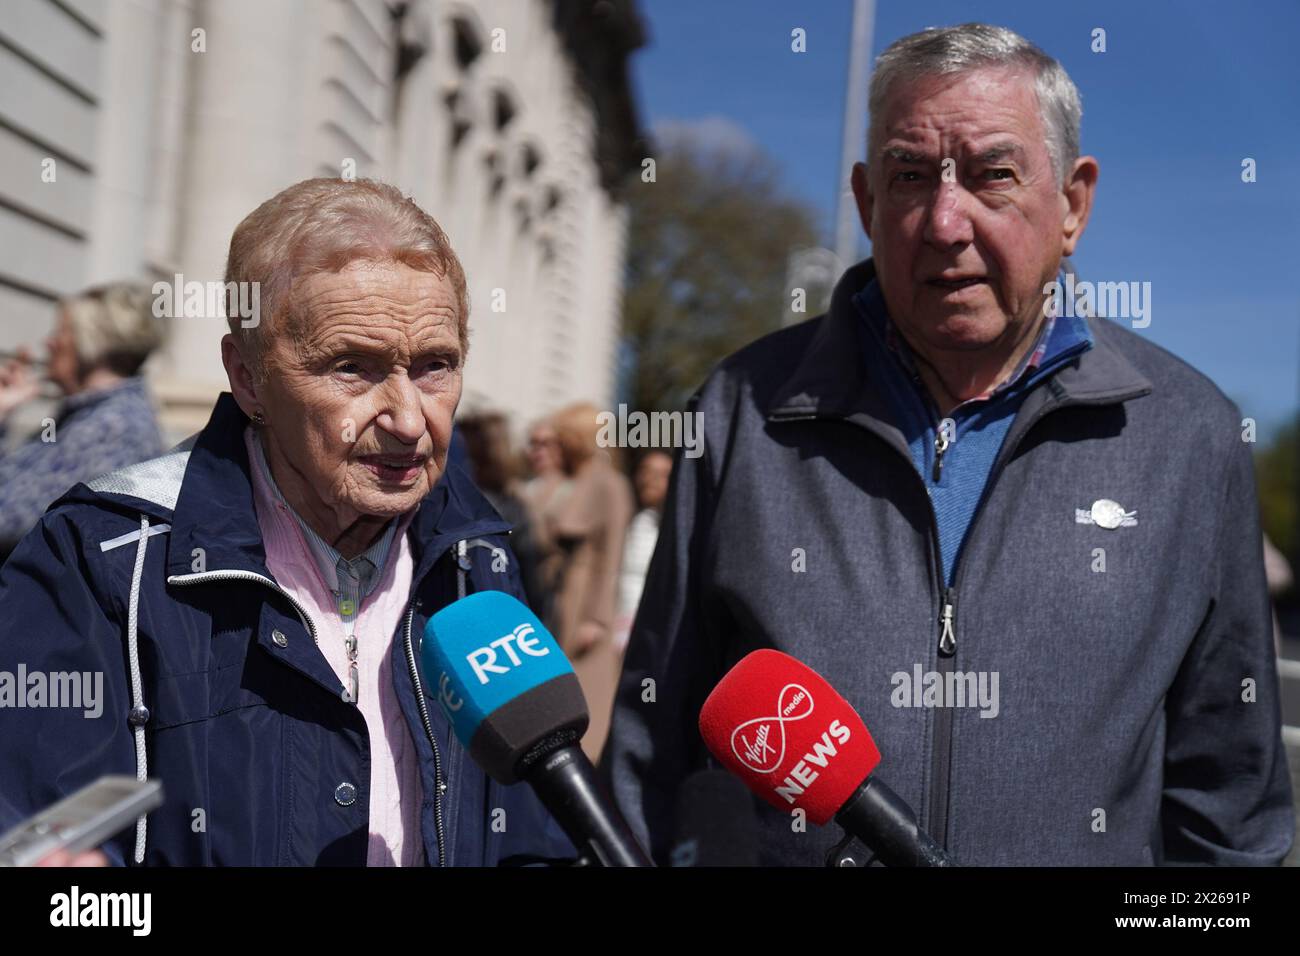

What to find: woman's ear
left=220, top=333, right=262, bottom=420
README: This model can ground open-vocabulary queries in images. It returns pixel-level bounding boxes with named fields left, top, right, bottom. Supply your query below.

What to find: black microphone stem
left=523, top=745, right=654, bottom=867
left=834, top=776, right=956, bottom=867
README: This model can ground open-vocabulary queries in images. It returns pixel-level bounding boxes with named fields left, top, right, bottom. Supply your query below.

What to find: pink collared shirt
left=245, top=428, right=425, bottom=866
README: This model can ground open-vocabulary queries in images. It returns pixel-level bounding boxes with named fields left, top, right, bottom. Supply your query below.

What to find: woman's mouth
left=359, top=455, right=426, bottom=483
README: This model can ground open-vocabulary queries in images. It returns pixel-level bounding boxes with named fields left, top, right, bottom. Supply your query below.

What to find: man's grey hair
left=868, top=23, right=1083, bottom=185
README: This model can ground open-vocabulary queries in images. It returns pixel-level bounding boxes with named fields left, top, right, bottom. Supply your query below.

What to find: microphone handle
left=834, top=775, right=955, bottom=867
left=523, top=745, right=654, bottom=867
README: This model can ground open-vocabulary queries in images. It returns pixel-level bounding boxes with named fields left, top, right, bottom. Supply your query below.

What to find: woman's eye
left=334, top=360, right=363, bottom=375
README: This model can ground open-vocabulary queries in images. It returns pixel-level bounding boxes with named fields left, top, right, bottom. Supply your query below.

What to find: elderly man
left=603, top=24, right=1294, bottom=866
left=0, top=178, right=571, bottom=865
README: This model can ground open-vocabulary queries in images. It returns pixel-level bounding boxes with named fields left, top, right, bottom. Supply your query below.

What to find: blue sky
left=632, top=0, right=1300, bottom=440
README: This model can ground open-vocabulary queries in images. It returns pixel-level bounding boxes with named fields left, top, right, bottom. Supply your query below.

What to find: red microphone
left=699, top=649, right=954, bottom=866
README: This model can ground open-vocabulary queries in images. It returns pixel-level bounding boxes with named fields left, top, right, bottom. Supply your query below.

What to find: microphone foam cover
left=423, top=590, right=588, bottom=783
left=699, top=649, right=880, bottom=825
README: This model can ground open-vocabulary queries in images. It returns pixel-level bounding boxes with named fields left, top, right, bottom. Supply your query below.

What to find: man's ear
left=1061, top=156, right=1099, bottom=257
left=221, top=333, right=262, bottom=419
left=851, top=162, right=873, bottom=242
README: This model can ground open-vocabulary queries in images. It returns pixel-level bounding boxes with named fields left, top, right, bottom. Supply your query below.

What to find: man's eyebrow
left=971, top=142, right=1025, bottom=164
left=881, top=145, right=930, bottom=163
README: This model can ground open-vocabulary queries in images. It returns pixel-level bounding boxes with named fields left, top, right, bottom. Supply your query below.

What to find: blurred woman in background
left=456, top=410, right=549, bottom=622
left=539, top=402, right=633, bottom=760
left=521, top=417, right=565, bottom=516
left=0, top=281, right=164, bottom=563
left=614, top=449, right=673, bottom=651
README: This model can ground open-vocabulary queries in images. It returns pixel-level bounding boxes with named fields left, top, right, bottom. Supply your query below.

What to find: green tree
left=1256, top=412, right=1298, bottom=587
left=621, top=135, right=819, bottom=414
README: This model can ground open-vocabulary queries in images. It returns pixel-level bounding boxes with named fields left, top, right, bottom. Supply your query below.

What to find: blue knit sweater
left=853, top=277, right=1093, bottom=587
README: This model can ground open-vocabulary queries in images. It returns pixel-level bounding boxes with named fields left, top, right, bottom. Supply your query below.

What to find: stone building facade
left=0, top=0, right=644, bottom=438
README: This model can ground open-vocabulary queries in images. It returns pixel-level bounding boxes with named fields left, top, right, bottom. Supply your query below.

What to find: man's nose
left=375, top=373, right=425, bottom=444
left=922, top=180, right=975, bottom=248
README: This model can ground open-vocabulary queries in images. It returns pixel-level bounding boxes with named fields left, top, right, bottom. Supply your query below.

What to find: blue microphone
left=423, top=591, right=652, bottom=866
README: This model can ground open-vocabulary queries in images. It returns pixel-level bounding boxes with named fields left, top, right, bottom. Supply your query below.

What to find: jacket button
left=271, top=629, right=288, bottom=647
left=334, top=782, right=357, bottom=806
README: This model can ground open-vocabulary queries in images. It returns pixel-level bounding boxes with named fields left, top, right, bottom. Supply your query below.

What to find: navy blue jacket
left=0, top=394, right=573, bottom=865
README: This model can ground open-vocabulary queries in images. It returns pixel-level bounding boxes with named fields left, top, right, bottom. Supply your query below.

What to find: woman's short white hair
left=62, top=281, right=163, bottom=376
left=868, top=23, right=1083, bottom=185
left=224, top=177, right=468, bottom=377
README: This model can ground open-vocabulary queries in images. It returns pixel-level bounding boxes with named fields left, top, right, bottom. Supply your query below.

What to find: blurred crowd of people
left=458, top=404, right=672, bottom=759
left=0, top=281, right=673, bottom=758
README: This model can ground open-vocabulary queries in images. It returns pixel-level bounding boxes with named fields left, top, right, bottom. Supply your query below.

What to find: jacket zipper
left=167, top=570, right=320, bottom=647
left=938, top=591, right=956, bottom=655
left=932, top=429, right=950, bottom=483
left=768, top=414, right=963, bottom=848
left=402, top=599, right=448, bottom=867
left=920, top=394, right=1079, bottom=849
left=913, top=480, right=956, bottom=846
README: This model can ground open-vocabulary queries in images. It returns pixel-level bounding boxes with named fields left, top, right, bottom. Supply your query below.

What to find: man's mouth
left=927, top=275, right=989, bottom=291
left=358, top=454, right=427, bottom=483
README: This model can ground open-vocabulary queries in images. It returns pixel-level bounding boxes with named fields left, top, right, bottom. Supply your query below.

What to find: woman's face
left=46, top=311, right=81, bottom=395
left=526, top=424, right=561, bottom=476
left=229, top=259, right=463, bottom=536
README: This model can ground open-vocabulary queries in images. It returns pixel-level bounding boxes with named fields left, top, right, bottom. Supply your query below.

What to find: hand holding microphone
left=699, top=649, right=955, bottom=867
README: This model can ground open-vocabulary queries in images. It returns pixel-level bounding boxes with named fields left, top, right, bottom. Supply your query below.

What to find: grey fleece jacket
left=601, top=259, right=1294, bottom=866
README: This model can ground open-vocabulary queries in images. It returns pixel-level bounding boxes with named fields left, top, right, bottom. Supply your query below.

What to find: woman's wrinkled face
left=246, top=259, right=463, bottom=531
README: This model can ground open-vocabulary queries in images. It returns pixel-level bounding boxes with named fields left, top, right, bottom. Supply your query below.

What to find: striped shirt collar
left=246, top=427, right=398, bottom=598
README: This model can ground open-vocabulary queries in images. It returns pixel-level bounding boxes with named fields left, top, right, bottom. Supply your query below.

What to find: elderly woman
left=0, top=282, right=164, bottom=562
left=0, top=178, right=570, bottom=866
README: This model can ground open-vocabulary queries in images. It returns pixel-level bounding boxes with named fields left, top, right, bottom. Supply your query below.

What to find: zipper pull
left=938, top=589, right=956, bottom=656
left=932, top=429, right=950, bottom=483
left=345, top=635, right=359, bottom=705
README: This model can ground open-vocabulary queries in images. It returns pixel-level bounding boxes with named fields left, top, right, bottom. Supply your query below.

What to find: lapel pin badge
left=1089, top=498, right=1137, bottom=530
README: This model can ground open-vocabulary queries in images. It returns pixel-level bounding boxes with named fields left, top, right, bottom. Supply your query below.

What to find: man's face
left=856, top=67, right=1080, bottom=354
left=239, top=260, right=463, bottom=531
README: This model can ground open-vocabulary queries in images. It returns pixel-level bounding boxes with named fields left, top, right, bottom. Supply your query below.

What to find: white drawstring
left=126, top=514, right=152, bottom=864
left=456, top=539, right=468, bottom=599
